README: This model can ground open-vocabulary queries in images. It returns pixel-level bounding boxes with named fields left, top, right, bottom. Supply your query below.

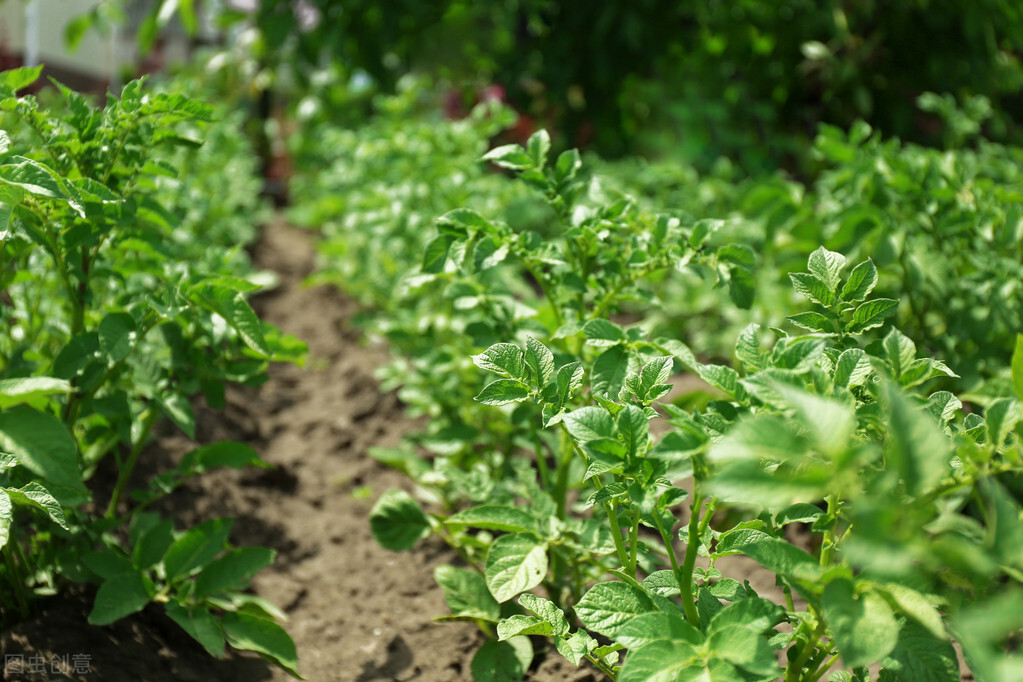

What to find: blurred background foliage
left=186, top=0, right=1023, bottom=172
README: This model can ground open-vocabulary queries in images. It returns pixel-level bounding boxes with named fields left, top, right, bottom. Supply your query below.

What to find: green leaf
left=524, top=337, right=555, bottom=386
left=1012, top=335, right=1023, bottom=402
left=64, top=12, right=95, bottom=52
left=5, top=482, right=69, bottom=531
left=727, top=264, right=756, bottom=309
left=0, top=377, right=71, bottom=408
left=735, top=324, right=767, bottom=372
left=639, top=357, right=673, bottom=395
left=133, top=518, right=175, bottom=570
left=583, top=319, right=628, bottom=346
left=847, top=298, right=899, bottom=334
left=822, top=579, right=899, bottom=668
left=695, top=363, right=746, bottom=400
left=472, top=343, right=526, bottom=379
left=0, top=156, right=83, bottom=215
left=563, top=406, right=616, bottom=442
left=436, top=208, right=492, bottom=237
left=369, top=490, right=430, bottom=551
left=878, top=583, right=945, bottom=640
left=643, top=570, right=682, bottom=597
left=619, top=640, right=729, bottom=682
left=195, top=547, right=275, bottom=597
left=163, top=518, right=233, bottom=582
left=707, top=579, right=747, bottom=601
left=808, top=247, right=847, bottom=292
left=497, top=614, right=556, bottom=639
left=165, top=602, right=225, bottom=658
left=0, top=65, right=42, bottom=91
left=775, top=384, right=855, bottom=457
left=179, top=441, right=268, bottom=474
left=52, top=332, right=100, bottom=380
left=97, top=312, right=136, bottom=363
left=159, top=392, right=195, bottom=439
left=527, top=130, right=551, bottom=169
left=841, top=259, right=879, bottom=302
left=925, top=392, right=961, bottom=426
left=475, top=379, right=530, bottom=406
left=575, top=581, right=654, bottom=637
left=586, top=481, right=628, bottom=507
left=776, top=503, right=824, bottom=526
left=709, top=596, right=785, bottom=632
left=614, top=611, right=701, bottom=650
left=790, top=272, right=835, bottom=307
left=83, top=550, right=135, bottom=580
left=878, top=619, right=959, bottom=682
left=834, top=348, right=873, bottom=388
left=554, top=149, right=582, bottom=183
left=188, top=283, right=271, bottom=357
left=485, top=533, right=548, bottom=603
left=446, top=506, right=537, bottom=534
left=617, top=405, right=650, bottom=457
left=435, top=564, right=501, bottom=621
left=421, top=234, right=454, bottom=273
left=88, top=571, right=154, bottom=625
left=0, top=406, right=86, bottom=500
left=787, top=311, right=836, bottom=333
left=882, top=381, right=951, bottom=496
left=707, top=623, right=778, bottom=677
left=716, top=529, right=822, bottom=582
left=554, top=360, right=584, bottom=407
left=985, top=398, right=1022, bottom=449
left=482, top=144, right=534, bottom=171
left=556, top=630, right=598, bottom=666
left=882, top=328, right=917, bottom=379
left=470, top=636, right=532, bottom=682
left=222, top=612, right=300, bottom=678
left=0, top=491, right=11, bottom=549
left=518, top=593, right=570, bottom=636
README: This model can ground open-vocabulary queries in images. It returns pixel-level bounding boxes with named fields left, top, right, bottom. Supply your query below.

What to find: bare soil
left=0, top=221, right=597, bottom=682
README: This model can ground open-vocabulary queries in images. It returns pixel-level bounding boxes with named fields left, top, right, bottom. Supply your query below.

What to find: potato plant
left=0, top=68, right=302, bottom=677
left=366, top=131, right=1023, bottom=680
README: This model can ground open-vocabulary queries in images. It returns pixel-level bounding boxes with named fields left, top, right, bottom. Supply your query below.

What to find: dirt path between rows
left=1, top=220, right=593, bottom=681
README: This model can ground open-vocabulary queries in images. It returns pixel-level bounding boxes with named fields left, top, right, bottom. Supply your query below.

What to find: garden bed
left=0, top=220, right=597, bottom=681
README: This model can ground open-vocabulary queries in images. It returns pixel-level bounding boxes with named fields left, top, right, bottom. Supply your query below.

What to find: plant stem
left=785, top=615, right=828, bottom=682
left=529, top=418, right=551, bottom=492
left=820, top=495, right=838, bottom=568
left=807, top=653, right=840, bottom=682
left=553, top=430, right=574, bottom=518
left=104, top=407, right=159, bottom=518
left=584, top=651, right=618, bottom=681
left=652, top=506, right=685, bottom=593
left=678, top=486, right=704, bottom=626
left=2, top=540, right=30, bottom=621
left=602, top=497, right=631, bottom=572
left=627, top=506, right=640, bottom=577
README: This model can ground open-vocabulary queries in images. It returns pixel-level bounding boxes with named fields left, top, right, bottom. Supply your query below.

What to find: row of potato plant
left=0, top=68, right=302, bottom=676
left=593, top=100, right=1023, bottom=396
left=343, top=129, right=1023, bottom=680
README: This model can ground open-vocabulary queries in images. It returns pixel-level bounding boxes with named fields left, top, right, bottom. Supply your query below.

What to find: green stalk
left=678, top=487, right=704, bottom=626
left=784, top=615, right=828, bottom=682
left=820, top=495, right=838, bottom=568
left=651, top=506, right=686, bottom=598
left=807, top=653, right=840, bottom=682
left=2, top=540, right=30, bottom=621
left=584, top=652, right=618, bottom=681
left=104, top=407, right=160, bottom=518
left=602, top=496, right=631, bottom=572
left=553, top=429, right=574, bottom=518
left=529, top=418, right=551, bottom=492
left=627, top=506, right=641, bottom=578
